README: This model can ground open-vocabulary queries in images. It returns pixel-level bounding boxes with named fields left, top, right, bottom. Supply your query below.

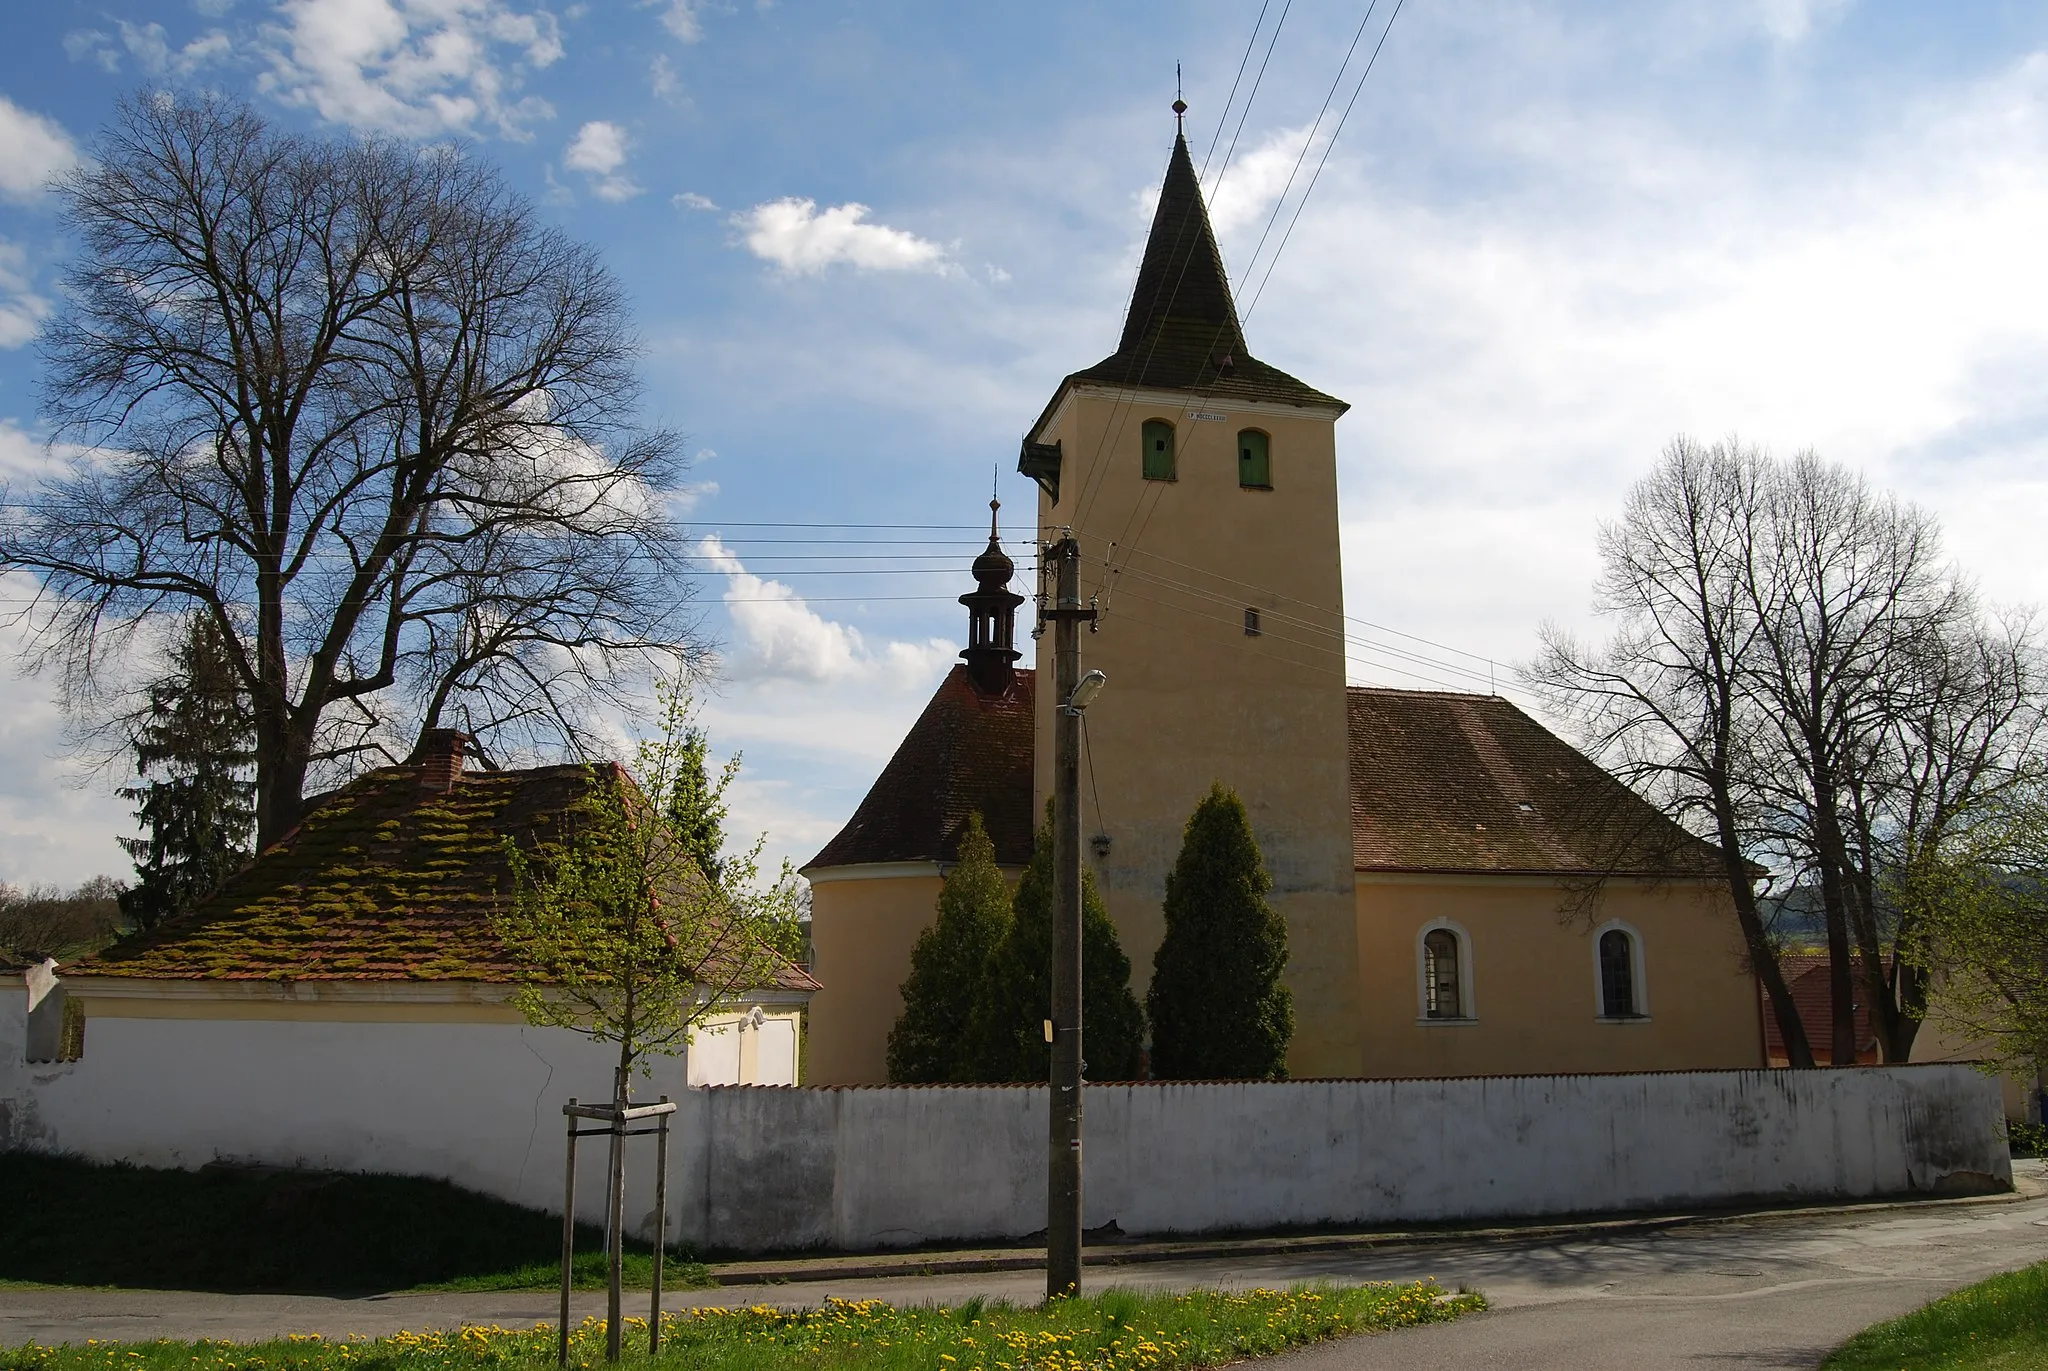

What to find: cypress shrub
left=1148, top=782, right=1293, bottom=1079
left=886, top=812, right=1012, bottom=1082
left=967, top=805, right=1145, bottom=1082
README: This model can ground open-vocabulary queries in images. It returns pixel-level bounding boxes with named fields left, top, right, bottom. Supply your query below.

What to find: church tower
left=1020, top=113, right=1365, bottom=1077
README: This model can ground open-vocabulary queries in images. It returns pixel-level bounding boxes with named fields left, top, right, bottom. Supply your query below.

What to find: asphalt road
left=5, top=1162, right=2046, bottom=1370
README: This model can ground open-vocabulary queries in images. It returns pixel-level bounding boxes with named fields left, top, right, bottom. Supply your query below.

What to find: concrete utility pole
left=1044, top=532, right=1096, bottom=1299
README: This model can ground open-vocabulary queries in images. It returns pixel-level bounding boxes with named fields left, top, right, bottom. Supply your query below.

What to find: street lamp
left=1065, top=669, right=1107, bottom=714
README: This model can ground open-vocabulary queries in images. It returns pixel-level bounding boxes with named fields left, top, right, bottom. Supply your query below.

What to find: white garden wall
left=0, top=1001, right=687, bottom=1236
left=3, top=988, right=2012, bottom=1254
left=676, top=1067, right=2011, bottom=1252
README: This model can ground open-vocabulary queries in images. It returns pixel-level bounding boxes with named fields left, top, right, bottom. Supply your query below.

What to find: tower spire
left=960, top=497, right=1023, bottom=697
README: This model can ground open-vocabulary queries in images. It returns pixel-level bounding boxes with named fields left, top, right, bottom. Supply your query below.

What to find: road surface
left=5, top=1164, right=2044, bottom=1369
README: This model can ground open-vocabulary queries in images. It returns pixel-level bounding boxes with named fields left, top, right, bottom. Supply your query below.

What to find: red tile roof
left=67, top=761, right=819, bottom=991
left=1348, top=689, right=1723, bottom=875
left=1761, top=953, right=1882, bottom=1064
left=803, top=665, right=1036, bottom=870
left=807, top=678, right=1722, bottom=880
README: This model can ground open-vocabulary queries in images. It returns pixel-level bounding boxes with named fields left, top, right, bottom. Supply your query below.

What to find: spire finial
left=1173, top=64, right=1187, bottom=132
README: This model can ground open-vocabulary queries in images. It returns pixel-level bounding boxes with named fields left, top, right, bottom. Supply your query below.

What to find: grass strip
left=0, top=1282, right=1484, bottom=1371
left=0, top=1153, right=709, bottom=1295
left=1823, top=1260, right=2048, bottom=1369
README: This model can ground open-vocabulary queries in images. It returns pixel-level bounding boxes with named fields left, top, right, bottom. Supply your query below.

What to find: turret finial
left=1173, top=65, right=1187, bottom=132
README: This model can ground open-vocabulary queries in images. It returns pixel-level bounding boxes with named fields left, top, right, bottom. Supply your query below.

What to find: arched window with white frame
left=1415, top=919, right=1475, bottom=1022
left=1593, top=920, right=1648, bottom=1020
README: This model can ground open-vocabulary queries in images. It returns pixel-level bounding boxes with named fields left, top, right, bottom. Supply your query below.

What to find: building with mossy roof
left=59, top=730, right=815, bottom=1079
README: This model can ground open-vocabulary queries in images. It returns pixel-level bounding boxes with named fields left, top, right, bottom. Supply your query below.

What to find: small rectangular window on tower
left=1141, top=419, right=1177, bottom=481
left=1244, top=607, right=1261, bottom=637
left=1238, top=429, right=1271, bottom=489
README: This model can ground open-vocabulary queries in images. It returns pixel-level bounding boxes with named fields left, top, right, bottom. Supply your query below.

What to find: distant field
left=0, top=1152, right=710, bottom=1295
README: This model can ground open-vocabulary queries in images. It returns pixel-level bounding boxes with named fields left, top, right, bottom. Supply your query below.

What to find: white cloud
left=0, top=98, right=78, bottom=202
left=194, top=0, right=237, bottom=14
left=0, top=420, right=59, bottom=483
left=656, top=0, right=706, bottom=43
left=0, top=605, right=132, bottom=889
left=1203, top=124, right=1324, bottom=242
left=564, top=120, right=642, bottom=202
left=0, top=242, right=51, bottom=349
left=733, top=198, right=951, bottom=276
left=1750, top=0, right=1854, bottom=44
left=63, top=30, right=123, bottom=72
left=650, top=52, right=683, bottom=103
left=674, top=191, right=718, bottom=211
left=1214, top=42, right=2048, bottom=684
left=112, top=20, right=233, bottom=78
left=257, top=0, right=563, bottom=138
left=696, top=536, right=954, bottom=687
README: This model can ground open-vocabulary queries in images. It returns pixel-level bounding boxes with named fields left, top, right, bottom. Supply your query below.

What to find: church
left=802, top=120, right=1764, bottom=1084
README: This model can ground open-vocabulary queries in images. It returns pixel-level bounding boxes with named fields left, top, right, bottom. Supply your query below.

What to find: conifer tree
left=886, top=813, right=1012, bottom=1082
left=1148, top=782, right=1293, bottom=1079
left=117, top=615, right=256, bottom=929
left=968, top=804, right=1145, bottom=1082
left=666, top=725, right=737, bottom=883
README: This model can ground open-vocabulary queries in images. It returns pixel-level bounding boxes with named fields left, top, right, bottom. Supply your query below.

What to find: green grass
left=0, top=1282, right=1485, bottom=1371
left=0, top=1153, right=710, bottom=1295
left=1823, top=1261, right=2048, bottom=1369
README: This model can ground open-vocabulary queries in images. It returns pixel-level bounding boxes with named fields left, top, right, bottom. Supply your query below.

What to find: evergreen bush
left=1148, top=782, right=1293, bottom=1079
left=117, top=614, right=256, bottom=930
left=968, top=804, right=1145, bottom=1082
left=886, top=812, right=1013, bottom=1082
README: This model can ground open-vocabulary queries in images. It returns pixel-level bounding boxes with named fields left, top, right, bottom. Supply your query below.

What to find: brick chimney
left=413, top=728, right=471, bottom=794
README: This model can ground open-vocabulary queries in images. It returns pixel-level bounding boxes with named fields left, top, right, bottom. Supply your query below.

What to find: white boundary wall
left=0, top=1001, right=685, bottom=1236
left=676, top=1068, right=2011, bottom=1251
left=3, top=991, right=2012, bottom=1253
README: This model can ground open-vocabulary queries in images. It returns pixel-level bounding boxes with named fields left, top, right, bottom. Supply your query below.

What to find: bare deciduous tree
left=1533, top=436, right=2041, bottom=1067
left=1, top=92, right=697, bottom=847
left=0, top=876, right=125, bottom=964
left=1531, top=437, right=1817, bottom=1066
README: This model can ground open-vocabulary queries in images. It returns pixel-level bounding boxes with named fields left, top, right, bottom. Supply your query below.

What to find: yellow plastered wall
left=804, top=865, right=944, bottom=1084
left=688, top=1008, right=806, bottom=1086
left=1033, top=385, right=1365, bottom=1078
left=1909, top=1016, right=2042, bottom=1123
left=1354, top=874, right=1765, bottom=1078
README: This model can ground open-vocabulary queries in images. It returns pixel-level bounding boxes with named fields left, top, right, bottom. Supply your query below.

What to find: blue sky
left=5, top=0, right=2048, bottom=886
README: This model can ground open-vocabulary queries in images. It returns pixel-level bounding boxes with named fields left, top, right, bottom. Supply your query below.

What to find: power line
left=1198, top=0, right=1274, bottom=178
left=1097, top=0, right=1409, bottom=613
left=1084, top=533, right=1514, bottom=673
left=1099, top=558, right=1532, bottom=700
left=1243, top=0, right=1407, bottom=323
left=1228, top=0, right=1381, bottom=311
left=1204, top=0, right=1294, bottom=196
left=1068, top=18, right=1295, bottom=531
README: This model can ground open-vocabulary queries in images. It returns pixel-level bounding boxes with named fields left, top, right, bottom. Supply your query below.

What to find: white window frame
left=1591, top=918, right=1650, bottom=1022
left=1415, top=917, right=1478, bottom=1025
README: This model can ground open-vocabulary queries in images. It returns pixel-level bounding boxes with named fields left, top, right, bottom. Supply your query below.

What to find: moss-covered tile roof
left=68, top=762, right=818, bottom=990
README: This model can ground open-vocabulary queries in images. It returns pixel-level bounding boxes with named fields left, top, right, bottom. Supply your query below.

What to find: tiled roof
left=803, top=665, right=1036, bottom=871
left=807, top=676, right=1720, bottom=880
left=1761, top=953, right=1882, bottom=1063
left=68, top=762, right=819, bottom=990
left=1348, top=688, right=1723, bottom=875
left=1027, top=133, right=1343, bottom=446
